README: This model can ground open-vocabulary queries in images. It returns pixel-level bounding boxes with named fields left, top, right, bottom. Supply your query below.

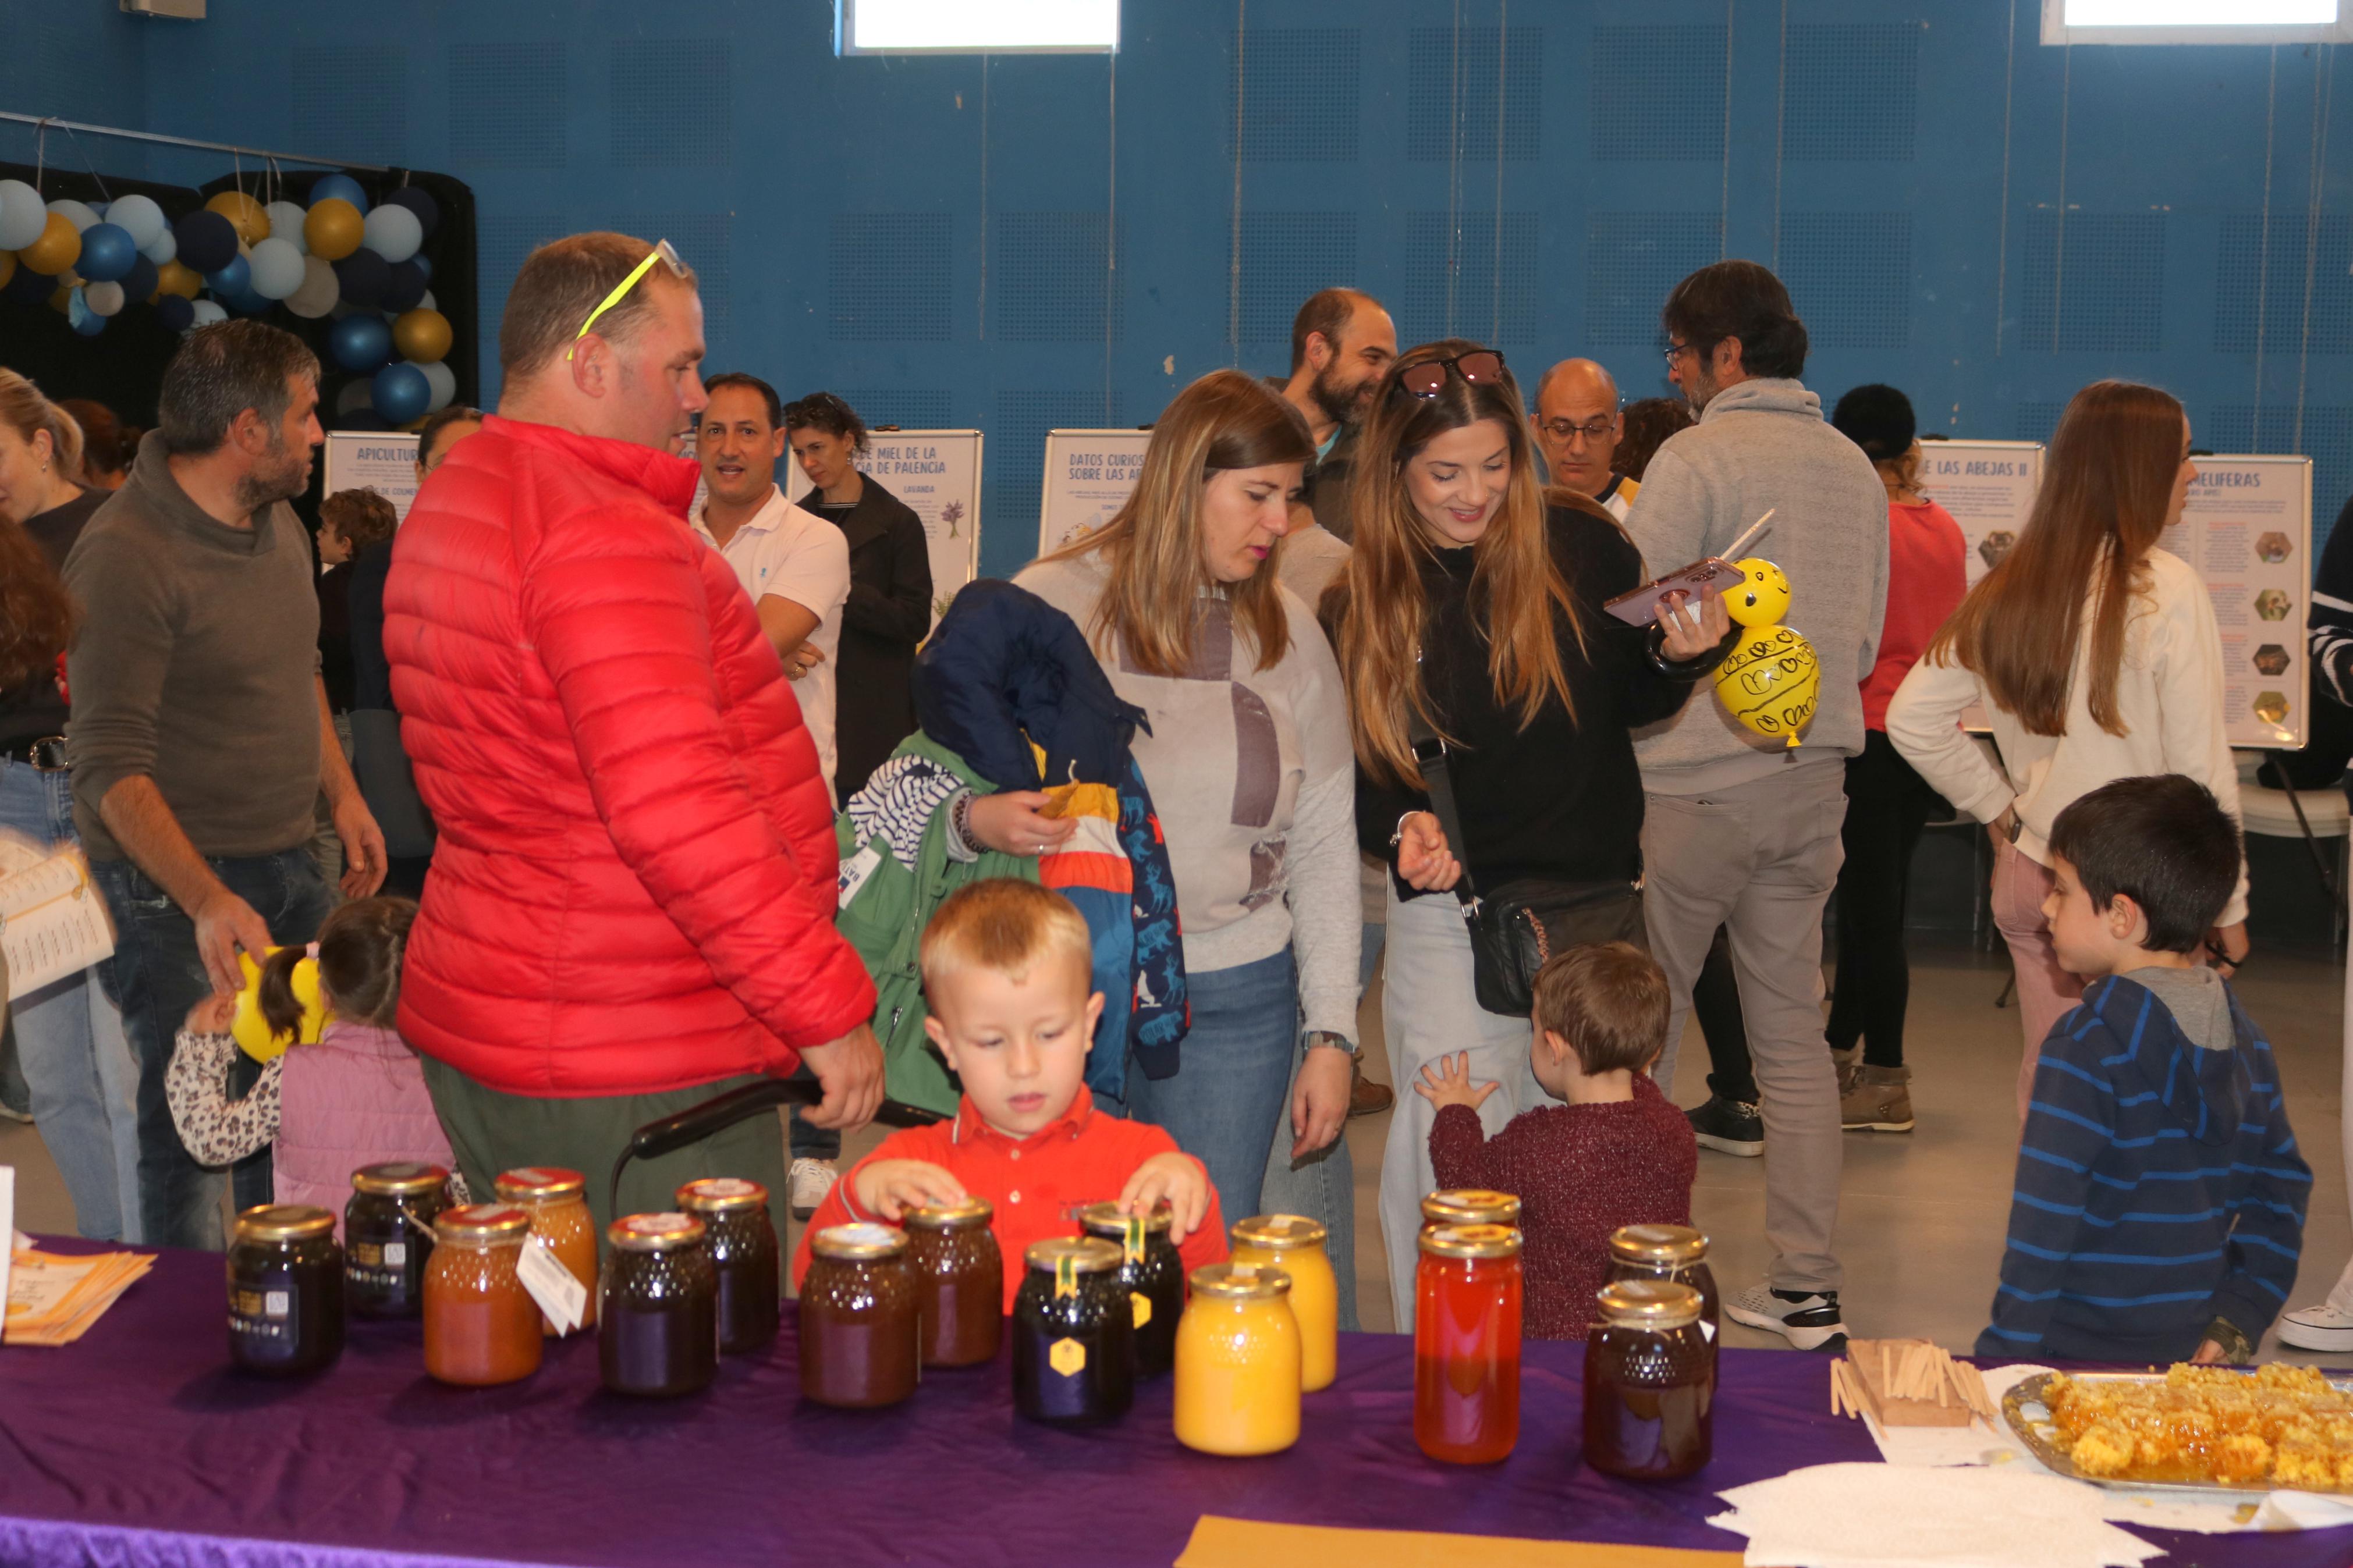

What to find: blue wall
left=6, top=1, right=2348, bottom=578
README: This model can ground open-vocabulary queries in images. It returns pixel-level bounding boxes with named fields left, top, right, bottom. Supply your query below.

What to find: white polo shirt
left=694, top=485, right=852, bottom=792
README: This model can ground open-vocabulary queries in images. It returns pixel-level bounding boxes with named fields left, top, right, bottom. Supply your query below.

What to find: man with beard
left=66, top=319, right=385, bottom=1249
left=1278, top=287, right=1396, bottom=542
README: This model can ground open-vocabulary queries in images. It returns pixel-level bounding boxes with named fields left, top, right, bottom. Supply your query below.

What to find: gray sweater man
left=1620, top=261, right=1889, bottom=1352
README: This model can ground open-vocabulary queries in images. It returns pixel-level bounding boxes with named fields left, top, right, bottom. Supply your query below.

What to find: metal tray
left=2002, top=1370, right=2353, bottom=1499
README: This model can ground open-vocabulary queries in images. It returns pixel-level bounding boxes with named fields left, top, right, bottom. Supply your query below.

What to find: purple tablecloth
left=0, top=1241, right=2345, bottom=1568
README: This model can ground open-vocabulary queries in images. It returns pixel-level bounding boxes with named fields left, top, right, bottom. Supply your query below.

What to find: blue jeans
left=93, top=847, right=335, bottom=1251
left=0, top=762, right=141, bottom=1241
left=1126, top=948, right=1298, bottom=1239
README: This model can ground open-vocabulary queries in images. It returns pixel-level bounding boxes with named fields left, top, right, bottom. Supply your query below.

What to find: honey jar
left=228, top=1204, right=344, bottom=1377
left=800, top=1222, right=920, bottom=1408
left=1584, top=1279, right=1713, bottom=1481
left=1079, top=1199, right=1182, bottom=1378
left=1229, top=1214, right=1337, bottom=1392
left=1414, top=1222, right=1523, bottom=1464
left=423, top=1204, right=542, bottom=1386
left=1173, top=1263, right=1301, bottom=1456
left=676, top=1178, right=779, bottom=1355
left=904, top=1196, right=1002, bottom=1368
left=1606, top=1224, right=1719, bottom=1338
left=343, top=1161, right=450, bottom=1319
left=1421, top=1189, right=1522, bottom=1233
left=600, top=1213, right=718, bottom=1397
left=1012, top=1237, right=1132, bottom=1426
left=494, top=1166, right=597, bottom=1334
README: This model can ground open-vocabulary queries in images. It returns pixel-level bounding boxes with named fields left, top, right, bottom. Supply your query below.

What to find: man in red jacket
left=384, top=233, right=882, bottom=1232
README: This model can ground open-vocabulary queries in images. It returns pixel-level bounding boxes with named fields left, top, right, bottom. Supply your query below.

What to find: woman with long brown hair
left=1888, top=380, right=2244, bottom=1118
left=1017, top=368, right=1362, bottom=1317
left=0, top=368, right=142, bottom=1241
left=1331, top=340, right=1729, bottom=1329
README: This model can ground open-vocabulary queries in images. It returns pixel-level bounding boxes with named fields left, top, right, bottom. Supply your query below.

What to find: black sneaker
left=1686, top=1096, right=1763, bottom=1157
left=1726, top=1282, right=1851, bottom=1352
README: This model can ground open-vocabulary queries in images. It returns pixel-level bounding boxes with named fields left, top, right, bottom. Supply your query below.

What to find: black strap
left=1404, top=705, right=1481, bottom=916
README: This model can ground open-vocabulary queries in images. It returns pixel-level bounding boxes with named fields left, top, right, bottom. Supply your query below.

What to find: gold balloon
left=155, top=259, right=203, bottom=299
left=205, top=190, right=270, bottom=244
left=0, top=250, right=13, bottom=290
left=392, top=307, right=453, bottom=364
left=1712, top=623, right=1822, bottom=749
left=19, top=212, right=81, bottom=276
left=304, top=198, right=364, bottom=261
left=48, top=282, right=72, bottom=315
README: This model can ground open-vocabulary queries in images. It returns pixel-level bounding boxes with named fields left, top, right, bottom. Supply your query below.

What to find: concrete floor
left=7, top=930, right=2346, bottom=1359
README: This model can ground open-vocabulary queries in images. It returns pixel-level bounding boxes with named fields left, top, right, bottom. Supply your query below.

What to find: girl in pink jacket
left=167, top=897, right=460, bottom=1228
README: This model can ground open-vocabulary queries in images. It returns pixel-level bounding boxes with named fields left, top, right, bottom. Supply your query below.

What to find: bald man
left=1535, top=358, right=1637, bottom=521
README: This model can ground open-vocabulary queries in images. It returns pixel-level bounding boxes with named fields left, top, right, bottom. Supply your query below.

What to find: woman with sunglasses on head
left=1017, top=369, right=1364, bottom=1321
left=1328, top=342, right=1732, bottom=1330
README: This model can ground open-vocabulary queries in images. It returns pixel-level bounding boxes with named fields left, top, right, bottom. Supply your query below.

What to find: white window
left=2043, top=0, right=2353, bottom=44
left=839, top=0, right=1120, bottom=55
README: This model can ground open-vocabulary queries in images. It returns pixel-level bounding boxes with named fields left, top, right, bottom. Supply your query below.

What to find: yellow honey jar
left=1229, top=1214, right=1336, bottom=1392
left=1173, top=1262, right=1301, bottom=1456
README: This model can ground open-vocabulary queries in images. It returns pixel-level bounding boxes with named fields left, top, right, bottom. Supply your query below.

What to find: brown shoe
left=1348, top=1061, right=1394, bottom=1118
left=1840, top=1063, right=1914, bottom=1133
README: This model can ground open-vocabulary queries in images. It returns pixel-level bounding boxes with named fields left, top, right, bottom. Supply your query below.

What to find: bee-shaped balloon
left=1712, top=557, right=1819, bottom=748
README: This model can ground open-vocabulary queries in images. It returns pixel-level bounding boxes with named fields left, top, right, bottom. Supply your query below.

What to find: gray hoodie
left=1622, top=378, right=1890, bottom=794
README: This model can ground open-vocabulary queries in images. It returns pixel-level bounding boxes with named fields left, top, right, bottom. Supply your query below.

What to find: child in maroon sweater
left=1417, top=941, right=1698, bottom=1340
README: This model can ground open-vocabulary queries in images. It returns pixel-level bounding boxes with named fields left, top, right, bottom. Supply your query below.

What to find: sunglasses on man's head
left=1392, top=350, right=1508, bottom=401
left=567, top=239, right=687, bottom=361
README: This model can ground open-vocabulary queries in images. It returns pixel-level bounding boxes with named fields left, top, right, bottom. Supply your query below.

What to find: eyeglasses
left=1541, top=415, right=1617, bottom=443
left=568, top=239, right=687, bottom=361
left=1392, top=349, right=1508, bottom=401
left=1663, top=341, right=1701, bottom=369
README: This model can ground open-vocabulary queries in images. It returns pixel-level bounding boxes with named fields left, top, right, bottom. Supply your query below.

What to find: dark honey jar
left=800, top=1222, right=920, bottom=1408
left=1012, top=1237, right=1133, bottom=1427
left=903, top=1196, right=1002, bottom=1368
left=1078, top=1200, right=1182, bottom=1378
left=343, top=1162, right=450, bottom=1318
left=676, top=1178, right=779, bottom=1354
left=1584, top=1279, right=1713, bottom=1482
left=228, top=1204, right=344, bottom=1377
left=598, top=1213, right=718, bottom=1398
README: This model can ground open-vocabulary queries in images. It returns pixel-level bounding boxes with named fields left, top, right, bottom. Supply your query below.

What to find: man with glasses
left=1621, top=260, right=1889, bottom=1355
left=1534, top=358, right=1637, bottom=521
left=1279, top=287, right=1396, bottom=542
left=384, top=233, right=883, bottom=1236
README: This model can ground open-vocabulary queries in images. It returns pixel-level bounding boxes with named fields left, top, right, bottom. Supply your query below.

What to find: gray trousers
left=1642, top=760, right=1848, bottom=1295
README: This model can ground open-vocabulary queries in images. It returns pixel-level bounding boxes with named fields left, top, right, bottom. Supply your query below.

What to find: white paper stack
left=1711, top=1462, right=2165, bottom=1568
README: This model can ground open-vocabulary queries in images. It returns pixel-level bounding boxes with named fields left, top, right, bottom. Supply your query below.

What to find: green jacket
left=834, top=734, right=1037, bottom=1117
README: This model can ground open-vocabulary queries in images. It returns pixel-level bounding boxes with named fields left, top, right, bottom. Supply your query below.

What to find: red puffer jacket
left=383, top=416, right=874, bottom=1096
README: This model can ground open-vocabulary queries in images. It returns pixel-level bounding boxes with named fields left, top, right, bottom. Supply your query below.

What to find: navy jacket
left=1979, top=973, right=2310, bottom=1363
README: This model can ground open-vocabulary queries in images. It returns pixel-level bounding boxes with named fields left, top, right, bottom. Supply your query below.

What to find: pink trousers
left=1989, top=838, right=2088, bottom=1123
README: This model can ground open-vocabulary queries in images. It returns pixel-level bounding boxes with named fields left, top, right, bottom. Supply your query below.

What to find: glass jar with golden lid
left=228, top=1204, right=344, bottom=1377
left=424, top=1204, right=542, bottom=1387
left=1013, top=1236, right=1133, bottom=1426
left=904, top=1196, right=1002, bottom=1369
left=1079, top=1200, right=1182, bottom=1379
left=345, top=1161, right=450, bottom=1320
left=801, top=1222, right=920, bottom=1408
left=1229, top=1214, right=1337, bottom=1392
left=1606, top=1224, right=1719, bottom=1334
left=1414, top=1223, right=1524, bottom=1464
left=1585, top=1279, right=1712, bottom=1481
left=1174, top=1262, right=1301, bottom=1456
left=601, top=1213, right=718, bottom=1397
left=1421, top=1190, right=1522, bottom=1232
left=494, top=1166, right=596, bottom=1334
left=676, top=1178, right=778, bottom=1355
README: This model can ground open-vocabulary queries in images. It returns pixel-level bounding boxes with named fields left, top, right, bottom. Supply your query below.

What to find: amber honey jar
left=600, top=1213, right=718, bottom=1397
left=1421, top=1189, right=1522, bottom=1233
left=904, top=1196, right=1002, bottom=1368
left=1012, top=1237, right=1133, bottom=1427
left=800, top=1222, right=920, bottom=1408
left=344, top=1162, right=450, bottom=1319
left=676, top=1178, right=779, bottom=1355
left=494, top=1167, right=597, bottom=1335
left=1606, top=1225, right=1719, bottom=1337
left=424, top=1204, right=542, bottom=1387
left=1584, top=1279, right=1713, bottom=1481
left=228, top=1204, right=344, bottom=1377
left=1079, top=1200, right=1181, bottom=1379
left=1414, top=1223, right=1524, bottom=1464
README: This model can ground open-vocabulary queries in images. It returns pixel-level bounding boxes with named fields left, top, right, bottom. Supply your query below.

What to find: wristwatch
left=1304, top=1029, right=1360, bottom=1062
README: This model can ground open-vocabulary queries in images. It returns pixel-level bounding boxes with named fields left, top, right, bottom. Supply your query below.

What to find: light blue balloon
left=140, top=225, right=177, bottom=265
left=0, top=180, right=45, bottom=250
left=309, top=173, right=369, bottom=213
left=188, top=299, right=229, bottom=328
left=107, top=193, right=167, bottom=251
left=248, top=237, right=306, bottom=300
left=45, top=199, right=99, bottom=233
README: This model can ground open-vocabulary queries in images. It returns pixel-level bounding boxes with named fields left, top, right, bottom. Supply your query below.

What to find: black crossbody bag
left=1407, top=711, right=1646, bottom=1018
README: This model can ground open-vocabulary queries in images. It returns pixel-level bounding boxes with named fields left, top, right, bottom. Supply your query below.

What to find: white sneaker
left=1725, top=1281, right=1851, bottom=1352
left=789, top=1157, right=838, bottom=1219
left=2276, top=1302, right=2353, bottom=1353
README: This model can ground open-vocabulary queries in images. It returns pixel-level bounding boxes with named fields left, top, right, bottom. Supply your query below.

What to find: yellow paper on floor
left=1175, top=1516, right=1742, bottom=1567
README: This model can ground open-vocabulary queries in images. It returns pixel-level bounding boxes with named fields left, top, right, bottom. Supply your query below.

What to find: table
left=0, top=1241, right=2344, bottom=1568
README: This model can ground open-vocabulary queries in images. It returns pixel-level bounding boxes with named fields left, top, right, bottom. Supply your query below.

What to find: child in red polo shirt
left=1415, top=941, right=1697, bottom=1341
left=793, top=880, right=1225, bottom=1311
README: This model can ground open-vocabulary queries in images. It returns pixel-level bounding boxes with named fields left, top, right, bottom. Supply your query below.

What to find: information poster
left=1917, top=439, right=2043, bottom=588
left=322, top=432, right=423, bottom=520
left=790, top=431, right=984, bottom=628
left=1038, top=429, right=1149, bottom=556
left=2158, top=456, right=2311, bottom=749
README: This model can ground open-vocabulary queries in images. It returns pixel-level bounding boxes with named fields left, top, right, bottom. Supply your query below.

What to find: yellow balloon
left=229, top=947, right=332, bottom=1064
left=0, top=250, right=13, bottom=290
left=1713, top=623, right=1821, bottom=749
left=155, top=259, right=203, bottom=299
left=205, top=190, right=270, bottom=244
left=48, top=282, right=72, bottom=315
left=304, top=197, right=364, bottom=261
left=20, top=211, right=81, bottom=276
left=392, top=307, right=453, bottom=364
left=1726, top=557, right=1791, bottom=628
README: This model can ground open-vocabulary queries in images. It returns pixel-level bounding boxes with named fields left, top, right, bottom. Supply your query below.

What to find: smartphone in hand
left=1603, top=557, right=1744, bottom=627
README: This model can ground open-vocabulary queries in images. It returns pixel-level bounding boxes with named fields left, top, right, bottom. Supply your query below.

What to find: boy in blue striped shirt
left=1979, top=775, right=2309, bottom=1364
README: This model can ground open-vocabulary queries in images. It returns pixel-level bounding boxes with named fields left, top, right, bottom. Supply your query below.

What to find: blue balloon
left=411, top=254, right=432, bottom=283
left=382, top=185, right=438, bottom=236
left=173, top=209, right=239, bottom=274
left=329, top=312, right=393, bottom=372
left=309, top=173, right=369, bottom=213
left=69, top=291, right=107, bottom=336
left=120, top=254, right=159, bottom=304
left=155, top=294, right=196, bottom=333
left=204, top=253, right=251, bottom=297
left=372, top=362, right=432, bottom=425
left=226, top=286, right=274, bottom=317
left=381, top=259, right=429, bottom=314
left=76, top=222, right=138, bottom=283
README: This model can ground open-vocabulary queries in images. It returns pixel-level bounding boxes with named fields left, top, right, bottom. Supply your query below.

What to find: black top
left=0, top=488, right=106, bottom=750
left=819, top=476, right=934, bottom=803
left=347, top=541, right=393, bottom=711
left=1355, top=504, right=1709, bottom=893
left=318, top=560, right=356, bottom=713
